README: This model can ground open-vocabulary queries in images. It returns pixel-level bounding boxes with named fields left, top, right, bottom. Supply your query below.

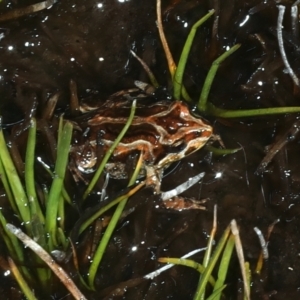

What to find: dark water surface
left=1, top=0, right=300, bottom=299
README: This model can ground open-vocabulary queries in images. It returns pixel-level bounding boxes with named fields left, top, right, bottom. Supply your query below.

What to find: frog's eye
left=193, top=131, right=202, bottom=137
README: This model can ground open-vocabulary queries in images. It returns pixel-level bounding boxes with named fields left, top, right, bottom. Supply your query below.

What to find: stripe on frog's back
left=87, top=101, right=211, bottom=139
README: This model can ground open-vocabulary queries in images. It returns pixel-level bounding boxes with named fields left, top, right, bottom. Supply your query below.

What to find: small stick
left=0, top=0, right=57, bottom=22
left=231, top=220, right=250, bottom=300
left=42, top=93, right=60, bottom=120
left=202, top=205, right=217, bottom=267
left=69, top=80, right=80, bottom=115
left=6, top=224, right=87, bottom=300
left=156, top=0, right=176, bottom=76
left=253, top=227, right=268, bottom=259
left=255, top=219, right=280, bottom=274
left=277, top=5, right=300, bottom=87
left=130, top=50, right=159, bottom=88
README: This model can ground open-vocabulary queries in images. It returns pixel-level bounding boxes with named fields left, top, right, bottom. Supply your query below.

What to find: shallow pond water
left=1, top=0, right=300, bottom=299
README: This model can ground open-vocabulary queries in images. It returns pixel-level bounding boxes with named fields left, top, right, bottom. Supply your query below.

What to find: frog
left=70, top=84, right=213, bottom=193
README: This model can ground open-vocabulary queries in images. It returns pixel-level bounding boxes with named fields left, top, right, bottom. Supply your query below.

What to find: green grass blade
left=79, top=182, right=145, bottom=235
left=206, top=145, right=241, bottom=156
left=56, top=195, right=68, bottom=249
left=45, top=121, right=73, bottom=249
left=25, top=119, right=51, bottom=286
left=202, top=223, right=215, bottom=269
left=25, top=118, right=46, bottom=250
left=57, top=115, right=64, bottom=155
left=205, top=285, right=227, bottom=300
left=87, top=198, right=130, bottom=290
left=42, top=184, right=49, bottom=205
left=8, top=257, right=38, bottom=300
left=194, top=225, right=231, bottom=300
left=87, top=153, right=143, bottom=289
left=83, top=99, right=137, bottom=199
left=25, top=118, right=44, bottom=221
left=244, top=262, right=251, bottom=300
left=0, top=128, right=31, bottom=229
left=57, top=227, right=68, bottom=250
left=37, top=158, right=72, bottom=205
left=0, top=156, right=17, bottom=213
left=206, top=102, right=300, bottom=118
left=27, top=217, right=48, bottom=276
left=198, top=44, right=241, bottom=112
left=58, top=194, right=65, bottom=231
left=61, top=186, right=72, bottom=205
left=30, top=213, right=47, bottom=250
left=159, top=257, right=216, bottom=287
left=173, top=10, right=215, bottom=100
left=212, top=234, right=235, bottom=299
left=200, top=206, right=217, bottom=300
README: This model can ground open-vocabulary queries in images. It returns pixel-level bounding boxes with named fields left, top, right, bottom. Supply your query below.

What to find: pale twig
left=255, top=219, right=280, bottom=274
left=277, top=5, right=300, bottom=86
left=253, top=227, right=268, bottom=259
left=42, top=92, right=59, bottom=120
left=6, top=224, right=87, bottom=300
left=69, top=80, right=80, bottom=115
left=291, top=4, right=298, bottom=36
left=267, top=219, right=280, bottom=238
left=144, top=247, right=207, bottom=280
left=161, top=172, right=205, bottom=200
left=0, top=0, right=57, bottom=22
left=202, top=205, right=217, bottom=268
left=293, top=0, right=300, bottom=6
left=230, top=220, right=250, bottom=300
left=130, top=50, right=159, bottom=88
left=156, top=0, right=176, bottom=76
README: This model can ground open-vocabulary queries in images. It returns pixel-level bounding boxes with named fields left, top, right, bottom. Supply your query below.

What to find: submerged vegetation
left=0, top=116, right=252, bottom=299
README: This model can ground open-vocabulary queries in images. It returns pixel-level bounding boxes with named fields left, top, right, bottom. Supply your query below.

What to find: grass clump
left=0, top=99, right=140, bottom=297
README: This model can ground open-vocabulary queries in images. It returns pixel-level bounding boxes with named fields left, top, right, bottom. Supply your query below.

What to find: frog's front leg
left=145, top=166, right=207, bottom=210
left=144, top=165, right=163, bottom=194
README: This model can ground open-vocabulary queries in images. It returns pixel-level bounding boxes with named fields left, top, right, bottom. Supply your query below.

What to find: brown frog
left=71, top=86, right=212, bottom=193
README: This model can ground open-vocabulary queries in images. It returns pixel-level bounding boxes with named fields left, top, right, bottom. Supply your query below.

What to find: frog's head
left=155, top=101, right=213, bottom=169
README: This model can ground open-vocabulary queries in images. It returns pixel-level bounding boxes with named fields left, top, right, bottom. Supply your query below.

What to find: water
left=1, top=0, right=300, bottom=299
